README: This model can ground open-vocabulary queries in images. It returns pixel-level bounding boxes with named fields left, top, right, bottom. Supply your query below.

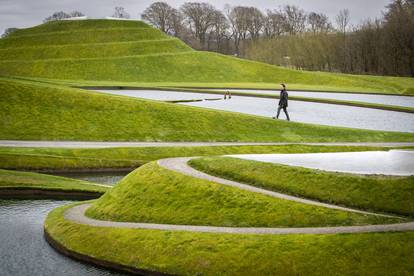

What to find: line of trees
left=141, top=0, right=414, bottom=77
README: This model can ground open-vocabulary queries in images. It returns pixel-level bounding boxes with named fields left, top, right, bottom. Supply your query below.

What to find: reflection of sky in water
left=0, top=200, right=122, bottom=276
left=209, top=89, right=414, bottom=108
left=181, top=96, right=414, bottom=133
left=94, top=89, right=222, bottom=101
left=228, top=150, right=414, bottom=176
left=49, top=171, right=128, bottom=186
left=92, top=89, right=414, bottom=132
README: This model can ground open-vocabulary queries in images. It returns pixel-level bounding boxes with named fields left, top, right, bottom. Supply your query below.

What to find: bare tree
left=43, top=11, right=71, bottom=22
left=283, top=5, right=307, bottom=35
left=264, top=9, right=286, bottom=38
left=69, top=11, right=84, bottom=18
left=142, top=2, right=175, bottom=33
left=336, top=9, right=350, bottom=34
left=169, top=8, right=184, bottom=37
left=226, top=6, right=250, bottom=54
left=208, top=10, right=229, bottom=51
left=308, top=12, right=331, bottom=34
left=1, top=27, right=18, bottom=38
left=181, top=2, right=218, bottom=46
left=246, top=7, right=264, bottom=40
left=112, top=6, right=130, bottom=19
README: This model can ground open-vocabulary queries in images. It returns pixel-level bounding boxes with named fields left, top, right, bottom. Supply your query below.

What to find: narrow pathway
left=63, top=157, right=414, bottom=235
left=157, top=158, right=398, bottom=218
left=1, top=140, right=414, bottom=148
left=65, top=203, right=414, bottom=235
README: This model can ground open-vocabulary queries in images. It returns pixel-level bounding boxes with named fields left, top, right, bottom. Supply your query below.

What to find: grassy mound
left=190, top=157, right=414, bottom=217
left=0, top=145, right=395, bottom=171
left=0, top=169, right=109, bottom=193
left=46, top=204, right=414, bottom=275
left=1, top=78, right=413, bottom=142
left=86, top=161, right=399, bottom=227
left=0, top=19, right=413, bottom=94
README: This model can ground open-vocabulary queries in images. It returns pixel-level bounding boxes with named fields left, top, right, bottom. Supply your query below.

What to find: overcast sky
left=0, top=0, right=392, bottom=35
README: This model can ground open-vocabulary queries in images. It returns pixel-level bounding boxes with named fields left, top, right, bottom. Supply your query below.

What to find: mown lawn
left=46, top=203, right=414, bottom=275
left=0, top=144, right=400, bottom=171
left=86, top=162, right=399, bottom=227
left=0, top=169, right=109, bottom=193
left=1, top=78, right=414, bottom=142
left=0, top=19, right=413, bottom=94
left=189, top=157, right=414, bottom=217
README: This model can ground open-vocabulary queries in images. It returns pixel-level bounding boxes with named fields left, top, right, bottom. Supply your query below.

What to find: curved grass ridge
left=45, top=203, right=414, bottom=275
left=2, top=78, right=414, bottom=142
left=0, top=28, right=166, bottom=48
left=0, top=39, right=191, bottom=60
left=0, top=168, right=109, bottom=200
left=0, top=19, right=413, bottom=93
left=86, top=161, right=399, bottom=227
left=10, top=19, right=151, bottom=36
left=189, top=157, right=414, bottom=217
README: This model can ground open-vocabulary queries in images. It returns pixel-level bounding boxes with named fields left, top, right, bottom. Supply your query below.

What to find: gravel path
left=65, top=203, right=414, bottom=235
left=63, top=157, right=414, bottom=235
left=1, top=140, right=414, bottom=148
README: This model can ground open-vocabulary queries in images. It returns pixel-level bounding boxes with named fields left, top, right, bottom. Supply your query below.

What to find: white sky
left=0, top=0, right=392, bottom=35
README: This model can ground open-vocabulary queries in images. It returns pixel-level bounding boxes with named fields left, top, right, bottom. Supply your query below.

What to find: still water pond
left=208, top=89, right=414, bottom=108
left=0, top=200, right=124, bottom=276
left=228, top=150, right=414, bottom=176
left=92, top=89, right=414, bottom=132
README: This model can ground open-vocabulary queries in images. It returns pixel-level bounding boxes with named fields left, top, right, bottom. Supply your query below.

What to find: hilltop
left=0, top=19, right=413, bottom=94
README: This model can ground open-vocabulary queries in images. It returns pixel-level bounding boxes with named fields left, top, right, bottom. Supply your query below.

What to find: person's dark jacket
left=279, top=89, right=288, bottom=107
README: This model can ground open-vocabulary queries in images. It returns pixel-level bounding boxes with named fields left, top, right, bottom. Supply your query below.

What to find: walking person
left=273, top=83, right=290, bottom=121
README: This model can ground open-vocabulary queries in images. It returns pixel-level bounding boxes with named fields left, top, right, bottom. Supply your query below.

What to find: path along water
left=91, top=89, right=414, bottom=133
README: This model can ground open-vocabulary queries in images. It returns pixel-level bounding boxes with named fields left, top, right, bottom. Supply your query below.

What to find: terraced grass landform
left=2, top=78, right=414, bottom=142
left=0, top=169, right=109, bottom=199
left=0, top=19, right=413, bottom=94
left=189, top=157, right=414, bottom=217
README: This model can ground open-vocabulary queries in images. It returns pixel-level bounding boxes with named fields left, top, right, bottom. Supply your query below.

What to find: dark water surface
left=0, top=199, right=124, bottom=276
left=49, top=171, right=128, bottom=186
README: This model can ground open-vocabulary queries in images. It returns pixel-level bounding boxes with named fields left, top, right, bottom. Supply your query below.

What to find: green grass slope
left=0, top=19, right=413, bottom=94
left=190, top=157, right=414, bottom=217
left=0, top=168, right=109, bottom=193
left=0, top=145, right=393, bottom=171
left=1, top=78, right=413, bottom=142
left=86, top=162, right=398, bottom=227
left=46, top=204, right=414, bottom=275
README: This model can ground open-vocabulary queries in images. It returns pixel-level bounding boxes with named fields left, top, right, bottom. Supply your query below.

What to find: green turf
left=0, top=19, right=413, bottom=94
left=86, top=161, right=398, bottom=227
left=0, top=39, right=191, bottom=60
left=46, top=203, right=414, bottom=275
left=8, top=19, right=151, bottom=36
left=190, top=157, right=414, bottom=217
left=0, top=169, right=109, bottom=193
left=0, top=145, right=401, bottom=171
left=1, top=78, right=413, bottom=142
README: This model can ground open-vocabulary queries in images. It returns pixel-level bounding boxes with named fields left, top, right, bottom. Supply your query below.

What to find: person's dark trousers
left=277, top=106, right=290, bottom=121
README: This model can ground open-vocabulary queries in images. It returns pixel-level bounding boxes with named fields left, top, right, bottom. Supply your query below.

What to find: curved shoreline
left=0, top=188, right=105, bottom=200
left=44, top=228, right=170, bottom=276
left=64, top=203, right=414, bottom=235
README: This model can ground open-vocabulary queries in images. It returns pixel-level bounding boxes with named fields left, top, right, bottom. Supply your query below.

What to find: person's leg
left=275, top=106, right=282, bottom=119
left=283, top=107, right=290, bottom=121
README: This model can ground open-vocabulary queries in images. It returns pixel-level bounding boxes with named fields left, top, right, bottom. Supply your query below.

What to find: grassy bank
left=189, top=157, right=414, bottom=217
left=0, top=169, right=109, bottom=193
left=0, top=19, right=413, bottom=94
left=46, top=203, right=414, bottom=275
left=86, top=162, right=398, bottom=227
left=0, top=145, right=398, bottom=171
left=2, top=78, right=414, bottom=142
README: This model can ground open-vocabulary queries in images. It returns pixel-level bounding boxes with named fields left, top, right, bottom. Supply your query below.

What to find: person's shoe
left=272, top=116, right=276, bottom=119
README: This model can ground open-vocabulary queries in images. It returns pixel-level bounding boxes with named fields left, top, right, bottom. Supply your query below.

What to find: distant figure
left=224, top=91, right=231, bottom=100
left=273, top=83, right=290, bottom=121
